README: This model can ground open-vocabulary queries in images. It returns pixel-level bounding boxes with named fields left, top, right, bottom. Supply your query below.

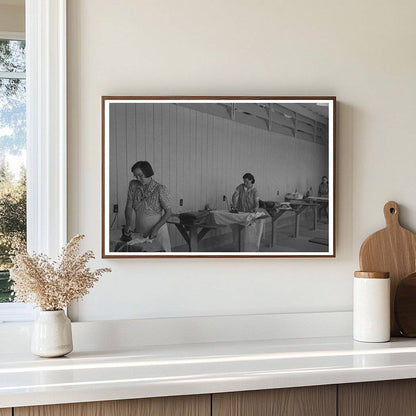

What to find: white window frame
left=0, top=0, right=67, bottom=323
left=0, top=32, right=30, bottom=322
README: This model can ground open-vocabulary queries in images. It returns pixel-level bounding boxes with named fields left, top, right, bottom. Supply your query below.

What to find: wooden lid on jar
left=354, top=271, right=390, bottom=279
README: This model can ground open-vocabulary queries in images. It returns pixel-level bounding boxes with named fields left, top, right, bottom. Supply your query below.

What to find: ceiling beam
left=278, top=103, right=328, bottom=125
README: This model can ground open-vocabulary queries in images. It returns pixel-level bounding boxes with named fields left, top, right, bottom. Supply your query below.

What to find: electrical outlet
left=179, top=199, right=183, bottom=206
left=223, top=195, right=226, bottom=201
left=113, top=204, right=118, bottom=213
left=276, top=190, right=279, bottom=195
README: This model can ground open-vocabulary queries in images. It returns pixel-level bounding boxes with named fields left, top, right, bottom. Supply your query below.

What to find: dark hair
left=131, top=161, right=154, bottom=178
left=243, top=172, right=255, bottom=184
left=322, top=175, right=328, bottom=181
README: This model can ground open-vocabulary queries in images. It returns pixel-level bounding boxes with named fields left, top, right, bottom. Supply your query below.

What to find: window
left=0, top=37, right=26, bottom=306
left=0, top=2, right=67, bottom=324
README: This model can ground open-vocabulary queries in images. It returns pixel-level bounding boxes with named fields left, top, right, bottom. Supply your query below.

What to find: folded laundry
left=277, top=202, right=292, bottom=210
left=114, top=233, right=163, bottom=252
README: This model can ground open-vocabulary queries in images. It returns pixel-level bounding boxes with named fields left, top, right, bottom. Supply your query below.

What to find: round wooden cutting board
left=395, top=272, right=416, bottom=337
left=359, top=201, right=416, bottom=335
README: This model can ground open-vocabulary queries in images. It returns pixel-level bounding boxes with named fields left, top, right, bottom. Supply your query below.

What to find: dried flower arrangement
left=10, top=235, right=111, bottom=311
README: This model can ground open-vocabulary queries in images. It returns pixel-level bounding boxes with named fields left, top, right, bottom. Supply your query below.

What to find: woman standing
left=124, top=161, right=172, bottom=251
left=318, top=175, right=329, bottom=222
left=231, top=172, right=260, bottom=212
left=231, top=173, right=264, bottom=252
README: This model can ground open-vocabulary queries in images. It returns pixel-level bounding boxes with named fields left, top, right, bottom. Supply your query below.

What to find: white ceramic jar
left=31, top=310, right=73, bottom=357
left=353, top=271, right=390, bottom=343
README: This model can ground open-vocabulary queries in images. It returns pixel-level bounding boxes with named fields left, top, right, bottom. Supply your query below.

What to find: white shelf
left=2, top=336, right=416, bottom=408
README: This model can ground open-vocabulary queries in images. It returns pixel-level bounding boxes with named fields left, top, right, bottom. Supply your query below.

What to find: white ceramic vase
left=31, top=310, right=73, bottom=357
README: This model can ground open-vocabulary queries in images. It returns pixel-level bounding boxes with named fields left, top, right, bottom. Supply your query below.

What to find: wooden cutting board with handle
left=359, top=201, right=416, bottom=335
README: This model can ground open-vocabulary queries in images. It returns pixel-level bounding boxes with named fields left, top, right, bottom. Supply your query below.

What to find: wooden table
left=169, top=211, right=268, bottom=252
left=306, top=196, right=328, bottom=223
left=286, top=200, right=320, bottom=237
left=268, top=208, right=295, bottom=247
left=306, top=196, right=329, bottom=203
left=268, top=200, right=320, bottom=247
left=168, top=217, right=224, bottom=252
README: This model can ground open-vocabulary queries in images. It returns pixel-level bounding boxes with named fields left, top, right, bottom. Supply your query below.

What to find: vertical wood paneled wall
left=109, top=103, right=328, bottom=248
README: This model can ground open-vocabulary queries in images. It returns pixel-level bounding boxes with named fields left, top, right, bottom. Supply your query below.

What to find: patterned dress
left=126, top=178, right=171, bottom=251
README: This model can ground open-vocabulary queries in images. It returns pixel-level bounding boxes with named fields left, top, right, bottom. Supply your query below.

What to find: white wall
left=67, top=0, right=416, bottom=321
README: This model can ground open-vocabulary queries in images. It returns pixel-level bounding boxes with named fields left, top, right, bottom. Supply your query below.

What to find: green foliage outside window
left=0, top=39, right=27, bottom=302
left=0, top=163, right=26, bottom=302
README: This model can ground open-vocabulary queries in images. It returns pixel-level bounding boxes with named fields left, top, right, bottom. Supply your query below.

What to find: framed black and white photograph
left=102, top=96, right=335, bottom=258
